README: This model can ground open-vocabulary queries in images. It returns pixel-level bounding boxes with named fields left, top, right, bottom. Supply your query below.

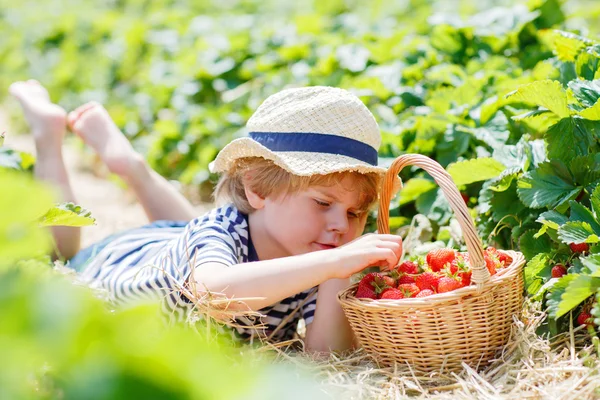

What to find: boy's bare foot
left=9, top=80, right=67, bottom=149
left=68, top=102, right=142, bottom=177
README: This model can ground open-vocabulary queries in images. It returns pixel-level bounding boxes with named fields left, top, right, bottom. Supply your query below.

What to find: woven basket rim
left=337, top=250, right=525, bottom=309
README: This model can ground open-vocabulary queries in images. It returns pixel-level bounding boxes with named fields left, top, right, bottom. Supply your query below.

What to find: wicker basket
left=337, top=154, right=526, bottom=373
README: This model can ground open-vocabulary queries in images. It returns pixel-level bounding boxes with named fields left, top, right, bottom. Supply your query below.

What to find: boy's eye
left=314, top=199, right=331, bottom=207
left=348, top=211, right=360, bottom=219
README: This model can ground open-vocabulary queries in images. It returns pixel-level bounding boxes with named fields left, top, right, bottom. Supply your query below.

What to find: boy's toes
left=68, top=102, right=97, bottom=130
left=8, top=81, right=26, bottom=98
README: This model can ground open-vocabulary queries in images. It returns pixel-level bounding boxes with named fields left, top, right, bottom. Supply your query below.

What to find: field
left=2, top=0, right=600, bottom=398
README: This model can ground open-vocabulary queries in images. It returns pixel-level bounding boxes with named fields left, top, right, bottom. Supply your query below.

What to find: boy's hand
left=329, top=234, right=403, bottom=279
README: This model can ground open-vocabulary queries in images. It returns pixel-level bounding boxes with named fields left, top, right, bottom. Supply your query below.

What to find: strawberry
left=484, top=253, right=499, bottom=275
left=397, top=260, right=419, bottom=275
left=415, top=272, right=440, bottom=292
left=355, top=284, right=377, bottom=299
left=397, top=274, right=416, bottom=284
left=577, top=311, right=593, bottom=327
left=382, top=275, right=396, bottom=288
left=397, top=283, right=420, bottom=298
left=437, top=277, right=463, bottom=293
left=570, top=243, right=589, bottom=254
left=461, top=193, right=469, bottom=205
left=415, top=289, right=435, bottom=298
left=551, top=264, right=567, bottom=278
left=426, top=248, right=456, bottom=272
left=458, top=271, right=472, bottom=286
left=355, top=272, right=390, bottom=299
left=380, top=288, right=404, bottom=300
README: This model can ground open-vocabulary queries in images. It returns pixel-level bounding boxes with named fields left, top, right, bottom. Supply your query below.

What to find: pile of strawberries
left=355, top=247, right=511, bottom=300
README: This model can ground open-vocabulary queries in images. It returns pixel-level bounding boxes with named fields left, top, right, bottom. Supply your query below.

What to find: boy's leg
left=67, top=103, right=198, bottom=222
left=9, top=80, right=81, bottom=260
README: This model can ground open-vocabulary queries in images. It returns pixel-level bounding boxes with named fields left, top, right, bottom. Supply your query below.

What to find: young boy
left=9, top=82, right=403, bottom=353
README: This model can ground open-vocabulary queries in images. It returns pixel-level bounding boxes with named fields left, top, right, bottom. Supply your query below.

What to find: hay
left=259, top=300, right=600, bottom=400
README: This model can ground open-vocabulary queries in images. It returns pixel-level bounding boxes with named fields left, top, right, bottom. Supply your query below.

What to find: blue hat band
left=249, top=131, right=378, bottom=166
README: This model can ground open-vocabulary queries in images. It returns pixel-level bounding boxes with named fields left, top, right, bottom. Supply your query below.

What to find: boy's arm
left=190, top=250, right=340, bottom=311
left=303, top=277, right=356, bottom=353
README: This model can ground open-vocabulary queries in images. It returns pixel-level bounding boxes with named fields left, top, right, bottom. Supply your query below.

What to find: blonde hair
left=213, top=157, right=381, bottom=214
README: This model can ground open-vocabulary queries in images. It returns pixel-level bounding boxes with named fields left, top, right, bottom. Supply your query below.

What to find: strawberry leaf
left=578, top=100, right=600, bottom=121
left=505, top=80, right=570, bottom=119
left=591, top=185, right=600, bottom=218
left=549, top=274, right=600, bottom=319
left=519, top=230, right=552, bottom=260
left=568, top=79, right=600, bottom=108
left=546, top=274, right=578, bottom=319
left=517, top=161, right=579, bottom=209
left=39, top=203, right=96, bottom=228
left=546, top=117, right=594, bottom=163
left=568, top=201, right=600, bottom=231
left=397, top=178, right=437, bottom=206
left=447, top=157, right=506, bottom=186
left=557, top=221, right=600, bottom=244
left=536, top=210, right=569, bottom=230
left=580, top=254, right=600, bottom=277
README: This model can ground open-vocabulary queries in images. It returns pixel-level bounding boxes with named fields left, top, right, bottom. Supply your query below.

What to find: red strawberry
left=570, top=243, right=589, bottom=253
left=577, top=311, right=593, bottom=326
left=397, top=260, right=419, bottom=275
left=427, top=248, right=456, bottom=272
left=397, top=283, right=420, bottom=298
left=461, top=193, right=469, bottom=205
left=498, top=252, right=510, bottom=267
left=355, top=284, right=377, bottom=299
left=437, top=277, right=463, bottom=293
left=551, top=264, right=567, bottom=278
left=380, top=288, right=404, bottom=300
left=356, top=273, right=390, bottom=299
left=484, top=254, right=499, bottom=275
left=415, top=289, right=435, bottom=298
left=382, top=275, right=396, bottom=288
left=415, top=272, right=440, bottom=292
left=458, top=271, right=472, bottom=286
left=397, top=274, right=416, bottom=284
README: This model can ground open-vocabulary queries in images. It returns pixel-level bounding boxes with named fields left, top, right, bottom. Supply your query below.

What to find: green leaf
left=39, top=203, right=96, bottom=228
left=576, top=49, right=600, bottom=80
left=0, top=170, right=53, bottom=263
left=580, top=254, right=600, bottom=276
left=553, top=274, right=600, bottom=319
left=591, top=185, right=600, bottom=217
left=524, top=253, right=551, bottom=295
left=546, top=117, right=593, bottom=162
left=578, top=100, right=600, bottom=121
left=558, top=221, right=600, bottom=244
left=550, top=30, right=591, bottom=62
left=489, top=168, right=520, bottom=192
left=519, top=229, right=552, bottom=260
left=569, top=201, right=600, bottom=232
left=397, top=178, right=437, bottom=206
left=568, top=79, right=600, bottom=108
left=415, top=188, right=453, bottom=226
left=505, top=80, right=570, bottom=119
left=517, top=161, right=579, bottom=209
left=536, top=210, right=569, bottom=230
left=447, top=158, right=506, bottom=187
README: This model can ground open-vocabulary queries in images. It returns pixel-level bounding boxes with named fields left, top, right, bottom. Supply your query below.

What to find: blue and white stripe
left=76, top=204, right=318, bottom=342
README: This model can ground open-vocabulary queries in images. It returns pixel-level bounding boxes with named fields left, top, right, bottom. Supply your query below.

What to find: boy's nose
left=328, top=213, right=349, bottom=234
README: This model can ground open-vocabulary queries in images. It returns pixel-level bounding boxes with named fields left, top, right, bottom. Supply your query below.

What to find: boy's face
left=251, top=175, right=370, bottom=259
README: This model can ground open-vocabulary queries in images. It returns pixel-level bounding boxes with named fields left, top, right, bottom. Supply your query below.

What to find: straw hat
left=208, top=86, right=386, bottom=176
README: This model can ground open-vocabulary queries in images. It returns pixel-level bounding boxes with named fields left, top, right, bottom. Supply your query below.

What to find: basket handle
left=378, top=154, right=490, bottom=286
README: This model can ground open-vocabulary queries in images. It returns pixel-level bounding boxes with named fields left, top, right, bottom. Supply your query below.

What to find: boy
left=9, top=82, right=403, bottom=353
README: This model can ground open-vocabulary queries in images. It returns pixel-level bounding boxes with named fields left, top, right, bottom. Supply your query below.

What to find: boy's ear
left=243, top=173, right=265, bottom=209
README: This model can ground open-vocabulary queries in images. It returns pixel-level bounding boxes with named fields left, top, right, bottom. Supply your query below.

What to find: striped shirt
left=73, top=204, right=318, bottom=342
